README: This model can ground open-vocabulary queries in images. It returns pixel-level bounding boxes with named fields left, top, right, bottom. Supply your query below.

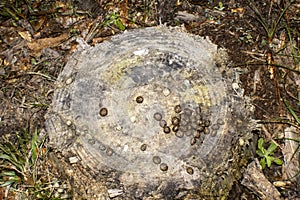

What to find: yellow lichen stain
left=103, top=56, right=140, bottom=84
left=182, top=84, right=211, bottom=108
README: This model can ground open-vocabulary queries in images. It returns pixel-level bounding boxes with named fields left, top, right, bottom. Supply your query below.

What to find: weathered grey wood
left=45, top=26, right=253, bottom=199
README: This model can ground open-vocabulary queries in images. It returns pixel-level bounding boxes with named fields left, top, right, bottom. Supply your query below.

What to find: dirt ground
left=0, top=0, right=300, bottom=199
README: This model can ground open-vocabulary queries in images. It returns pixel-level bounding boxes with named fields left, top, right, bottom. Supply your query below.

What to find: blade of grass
left=283, top=99, right=300, bottom=125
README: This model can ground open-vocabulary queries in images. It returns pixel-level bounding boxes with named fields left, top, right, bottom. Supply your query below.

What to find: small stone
left=57, top=188, right=64, bottom=193
left=273, top=181, right=287, bottom=187
left=153, top=112, right=162, bottom=121
left=186, top=167, right=194, bottom=175
left=99, top=107, right=108, bottom=116
left=108, top=189, right=123, bottom=198
left=140, top=144, right=147, bottom=151
left=160, top=163, right=168, bottom=171
left=136, top=96, right=144, bottom=103
left=152, top=156, right=161, bottom=164
left=130, top=116, right=136, bottom=122
left=239, top=138, right=244, bottom=146
left=162, top=88, right=171, bottom=96
left=65, top=78, right=73, bottom=85
left=53, top=182, right=60, bottom=188
left=66, top=120, right=72, bottom=126
left=69, top=156, right=79, bottom=164
left=60, top=194, right=70, bottom=199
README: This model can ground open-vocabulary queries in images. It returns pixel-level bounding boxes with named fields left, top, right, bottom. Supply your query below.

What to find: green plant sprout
left=0, top=130, right=40, bottom=188
left=256, top=138, right=283, bottom=169
left=0, top=129, right=64, bottom=199
left=214, top=2, right=225, bottom=11
left=103, top=11, right=126, bottom=31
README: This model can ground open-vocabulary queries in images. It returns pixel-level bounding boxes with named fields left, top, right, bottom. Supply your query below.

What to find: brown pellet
left=172, top=125, right=179, bottom=132
left=106, top=147, right=113, bottom=156
left=198, top=126, right=205, bottom=132
left=211, top=130, right=218, bottom=137
left=163, top=126, right=171, bottom=134
left=153, top=112, right=163, bottom=121
left=140, top=144, right=147, bottom=151
left=175, top=131, right=184, bottom=138
left=99, top=107, right=108, bottom=116
left=159, top=120, right=167, bottom=128
left=204, top=127, right=210, bottom=134
left=174, top=105, right=182, bottom=113
left=152, top=156, right=161, bottom=164
left=171, top=116, right=180, bottom=125
left=204, top=120, right=211, bottom=127
left=186, top=167, right=194, bottom=175
left=136, top=96, right=144, bottom=103
left=190, top=137, right=197, bottom=145
left=160, top=163, right=168, bottom=171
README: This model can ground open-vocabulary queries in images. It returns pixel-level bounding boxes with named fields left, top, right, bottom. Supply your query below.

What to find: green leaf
left=257, top=138, right=264, bottom=151
left=283, top=99, right=300, bottom=125
left=266, top=142, right=277, bottom=155
left=0, top=170, right=17, bottom=176
left=266, top=156, right=272, bottom=167
left=115, top=20, right=125, bottom=31
left=273, top=158, right=283, bottom=165
left=0, top=154, right=24, bottom=172
left=260, top=158, right=266, bottom=169
left=0, top=180, right=17, bottom=187
left=256, top=149, right=264, bottom=157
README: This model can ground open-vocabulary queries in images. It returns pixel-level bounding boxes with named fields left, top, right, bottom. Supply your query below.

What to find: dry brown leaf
left=18, top=31, right=32, bottom=42
left=27, top=33, right=69, bottom=53
left=282, top=126, right=300, bottom=182
left=231, top=7, right=245, bottom=17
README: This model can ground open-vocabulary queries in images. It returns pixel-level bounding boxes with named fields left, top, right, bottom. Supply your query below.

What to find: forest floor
left=0, top=0, right=300, bottom=199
